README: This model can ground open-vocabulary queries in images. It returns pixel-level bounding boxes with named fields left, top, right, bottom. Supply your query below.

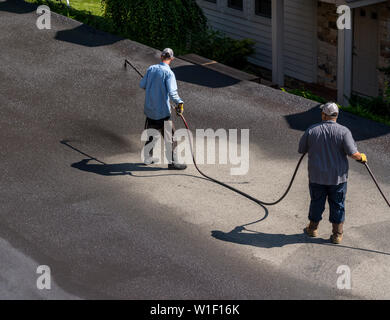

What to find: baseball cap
left=320, top=102, right=339, bottom=116
left=161, top=48, right=174, bottom=59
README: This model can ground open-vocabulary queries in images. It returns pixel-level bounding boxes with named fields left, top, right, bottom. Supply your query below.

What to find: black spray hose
left=124, top=59, right=390, bottom=208
left=125, top=58, right=305, bottom=206
left=180, top=114, right=306, bottom=206
left=125, top=59, right=143, bottom=78
left=364, top=163, right=390, bottom=207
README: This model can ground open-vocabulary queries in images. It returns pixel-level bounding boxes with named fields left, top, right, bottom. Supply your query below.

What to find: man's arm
left=298, top=131, right=309, bottom=154
left=344, top=130, right=367, bottom=163
left=166, top=72, right=183, bottom=105
left=140, top=68, right=150, bottom=89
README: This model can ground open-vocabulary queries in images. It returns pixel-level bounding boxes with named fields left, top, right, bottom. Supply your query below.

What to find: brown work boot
left=304, top=221, right=319, bottom=237
left=330, top=223, right=344, bottom=244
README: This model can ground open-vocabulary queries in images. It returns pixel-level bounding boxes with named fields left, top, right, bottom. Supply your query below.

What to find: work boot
left=144, top=157, right=159, bottom=165
left=330, top=223, right=343, bottom=244
left=304, top=221, right=319, bottom=237
left=168, top=162, right=187, bottom=170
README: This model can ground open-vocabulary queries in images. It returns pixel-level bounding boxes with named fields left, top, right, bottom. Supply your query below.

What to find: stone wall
left=317, top=1, right=338, bottom=90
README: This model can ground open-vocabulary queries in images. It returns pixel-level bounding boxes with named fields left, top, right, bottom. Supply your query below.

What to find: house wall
left=317, top=1, right=338, bottom=90
left=378, top=1, right=390, bottom=94
left=317, top=1, right=390, bottom=95
left=196, top=0, right=318, bottom=83
left=197, top=0, right=390, bottom=97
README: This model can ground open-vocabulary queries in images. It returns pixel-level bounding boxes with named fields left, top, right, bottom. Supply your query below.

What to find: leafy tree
left=101, top=0, right=207, bottom=54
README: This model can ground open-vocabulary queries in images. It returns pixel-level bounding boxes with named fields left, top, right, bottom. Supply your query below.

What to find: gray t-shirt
left=298, top=121, right=358, bottom=185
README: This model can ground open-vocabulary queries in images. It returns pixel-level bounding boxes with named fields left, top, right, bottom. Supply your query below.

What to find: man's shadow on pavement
left=211, top=226, right=390, bottom=256
left=71, top=158, right=165, bottom=176
left=70, top=158, right=209, bottom=181
left=62, top=140, right=207, bottom=180
left=62, top=140, right=156, bottom=177
left=212, top=226, right=327, bottom=249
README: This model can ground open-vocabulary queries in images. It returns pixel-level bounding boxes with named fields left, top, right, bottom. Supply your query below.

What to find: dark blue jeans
left=309, top=182, right=347, bottom=224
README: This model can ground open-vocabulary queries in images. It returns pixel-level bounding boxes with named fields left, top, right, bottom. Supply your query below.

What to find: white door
left=352, top=7, right=379, bottom=97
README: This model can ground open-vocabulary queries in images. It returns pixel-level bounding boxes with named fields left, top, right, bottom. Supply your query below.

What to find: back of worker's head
left=161, top=48, right=174, bottom=62
left=321, top=102, right=339, bottom=121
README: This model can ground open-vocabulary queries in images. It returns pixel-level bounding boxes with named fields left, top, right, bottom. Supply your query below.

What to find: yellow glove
left=176, top=103, right=184, bottom=116
left=358, top=153, right=367, bottom=164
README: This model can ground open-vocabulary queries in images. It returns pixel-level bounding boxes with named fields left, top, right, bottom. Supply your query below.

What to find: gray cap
left=321, top=102, right=339, bottom=116
left=161, top=48, right=174, bottom=59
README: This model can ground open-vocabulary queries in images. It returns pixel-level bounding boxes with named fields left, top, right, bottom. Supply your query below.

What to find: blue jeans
left=308, top=182, right=347, bottom=224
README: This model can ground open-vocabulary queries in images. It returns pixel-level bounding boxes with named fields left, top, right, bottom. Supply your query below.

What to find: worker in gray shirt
left=298, top=102, right=367, bottom=244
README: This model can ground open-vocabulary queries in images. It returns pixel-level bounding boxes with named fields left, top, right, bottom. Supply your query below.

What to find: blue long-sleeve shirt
left=140, top=62, right=183, bottom=120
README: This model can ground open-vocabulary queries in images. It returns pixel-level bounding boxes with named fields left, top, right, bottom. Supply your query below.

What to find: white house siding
left=196, top=0, right=317, bottom=83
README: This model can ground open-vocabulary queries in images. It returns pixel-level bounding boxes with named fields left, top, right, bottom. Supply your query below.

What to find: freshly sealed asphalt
left=1, top=0, right=390, bottom=299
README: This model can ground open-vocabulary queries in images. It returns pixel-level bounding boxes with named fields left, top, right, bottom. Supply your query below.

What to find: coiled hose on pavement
left=179, top=114, right=306, bottom=206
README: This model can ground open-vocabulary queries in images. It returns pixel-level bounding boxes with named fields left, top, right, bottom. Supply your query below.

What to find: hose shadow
left=211, top=227, right=390, bottom=256
left=61, top=140, right=208, bottom=181
left=62, top=140, right=271, bottom=222
left=61, top=140, right=263, bottom=183
left=71, top=158, right=208, bottom=181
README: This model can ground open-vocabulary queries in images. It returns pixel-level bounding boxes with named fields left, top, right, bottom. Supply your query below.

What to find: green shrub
left=101, top=0, right=207, bottom=54
left=101, top=0, right=255, bottom=69
left=349, top=94, right=390, bottom=118
left=27, top=0, right=255, bottom=71
left=192, top=29, right=255, bottom=69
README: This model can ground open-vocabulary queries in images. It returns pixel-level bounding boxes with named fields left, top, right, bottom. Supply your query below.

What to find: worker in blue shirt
left=298, top=102, right=367, bottom=244
left=140, top=48, right=186, bottom=170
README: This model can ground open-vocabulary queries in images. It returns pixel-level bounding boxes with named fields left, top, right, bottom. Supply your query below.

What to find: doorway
left=352, top=6, right=379, bottom=97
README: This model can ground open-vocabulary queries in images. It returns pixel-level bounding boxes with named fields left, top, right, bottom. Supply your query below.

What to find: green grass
left=26, top=0, right=103, bottom=15
left=63, top=0, right=103, bottom=16
left=339, top=104, right=390, bottom=127
left=25, top=0, right=115, bottom=33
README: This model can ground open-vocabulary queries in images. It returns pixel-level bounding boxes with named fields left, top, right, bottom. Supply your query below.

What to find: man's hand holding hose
left=176, top=102, right=184, bottom=116
left=352, top=152, right=367, bottom=164
left=357, top=153, right=367, bottom=164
